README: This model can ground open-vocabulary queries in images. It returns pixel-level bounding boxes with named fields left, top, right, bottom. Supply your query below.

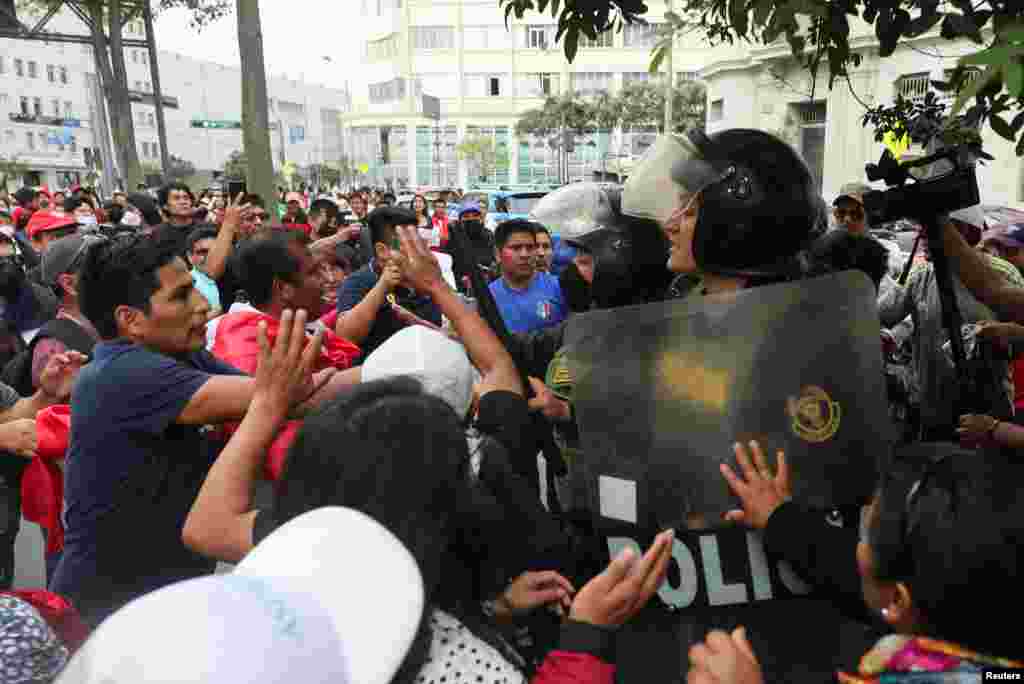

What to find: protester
left=307, top=198, right=338, bottom=240
left=0, top=593, right=70, bottom=680
left=63, top=196, right=97, bottom=229
left=489, top=220, right=567, bottom=334
left=0, top=232, right=59, bottom=347
left=26, top=211, right=78, bottom=256
left=535, top=224, right=555, bottom=273
left=448, top=202, right=496, bottom=289
left=312, top=242, right=354, bottom=309
left=335, top=206, right=442, bottom=359
left=431, top=197, right=450, bottom=252
left=0, top=349, right=86, bottom=590
left=978, top=223, right=1024, bottom=276
left=125, top=192, right=163, bottom=233
left=185, top=227, right=223, bottom=317
left=50, top=232, right=336, bottom=627
left=157, top=182, right=195, bottom=230
left=690, top=445, right=1023, bottom=684
left=878, top=209, right=1021, bottom=441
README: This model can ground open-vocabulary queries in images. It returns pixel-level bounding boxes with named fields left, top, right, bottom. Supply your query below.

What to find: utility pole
left=143, top=3, right=170, bottom=176
left=664, top=0, right=674, bottom=134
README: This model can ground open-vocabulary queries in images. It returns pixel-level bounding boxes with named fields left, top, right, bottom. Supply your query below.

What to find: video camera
left=862, top=145, right=981, bottom=225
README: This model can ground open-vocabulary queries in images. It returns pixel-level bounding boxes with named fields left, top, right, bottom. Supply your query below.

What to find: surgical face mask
left=77, top=215, right=98, bottom=227
left=120, top=210, right=142, bottom=227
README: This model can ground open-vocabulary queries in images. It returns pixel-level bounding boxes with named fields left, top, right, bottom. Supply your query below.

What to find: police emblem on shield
left=787, top=385, right=841, bottom=443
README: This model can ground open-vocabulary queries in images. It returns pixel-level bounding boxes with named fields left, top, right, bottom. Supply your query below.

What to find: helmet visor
left=622, top=134, right=721, bottom=226
left=529, top=183, right=614, bottom=244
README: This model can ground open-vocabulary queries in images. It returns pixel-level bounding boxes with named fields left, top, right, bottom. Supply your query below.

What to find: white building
left=344, top=0, right=709, bottom=189
left=698, top=22, right=1024, bottom=208
left=1, top=7, right=350, bottom=191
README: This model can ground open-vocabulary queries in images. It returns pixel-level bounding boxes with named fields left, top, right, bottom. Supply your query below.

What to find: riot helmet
left=624, top=129, right=826, bottom=280
left=531, top=183, right=670, bottom=309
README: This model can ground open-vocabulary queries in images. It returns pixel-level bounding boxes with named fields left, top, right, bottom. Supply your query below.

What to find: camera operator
left=939, top=211, right=1024, bottom=324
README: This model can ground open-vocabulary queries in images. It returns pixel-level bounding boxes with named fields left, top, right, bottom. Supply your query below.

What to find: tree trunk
left=236, top=0, right=275, bottom=205
left=87, top=1, right=140, bottom=192
left=107, top=0, right=142, bottom=190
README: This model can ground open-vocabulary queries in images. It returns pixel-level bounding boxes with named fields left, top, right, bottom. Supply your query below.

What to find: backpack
left=1, top=318, right=96, bottom=397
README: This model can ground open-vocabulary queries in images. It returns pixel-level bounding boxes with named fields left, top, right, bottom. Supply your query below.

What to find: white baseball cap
left=361, top=325, right=479, bottom=420
left=57, top=507, right=424, bottom=684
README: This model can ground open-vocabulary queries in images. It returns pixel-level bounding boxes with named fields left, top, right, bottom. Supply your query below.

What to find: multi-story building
left=697, top=22, right=1023, bottom=207
left=0, top=17, right=96, bottom=189
left=1, top=7, right=351, bottom=191
left=344, top=0, right=709, bottom=189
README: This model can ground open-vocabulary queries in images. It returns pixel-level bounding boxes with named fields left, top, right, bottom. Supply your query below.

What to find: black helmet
left=531, top=183, right=671, bottom=309
left=678, top=129, right=826, bottom=279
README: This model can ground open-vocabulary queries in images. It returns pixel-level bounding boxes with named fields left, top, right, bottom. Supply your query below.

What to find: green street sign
left=190, top=119, right=242, bottom=130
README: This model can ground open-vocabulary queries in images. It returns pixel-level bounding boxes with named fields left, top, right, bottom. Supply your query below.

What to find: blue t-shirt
left=50, top=340, right=245, bottom=625
left=336, top=261, right=442, bottom=360
left=489, top=272, right=568, bottom=334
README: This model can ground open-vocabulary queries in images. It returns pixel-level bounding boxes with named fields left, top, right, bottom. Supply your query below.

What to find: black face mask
left=462, top=219, right=484, bottom=236
left=0, top=257, right=25, bottom=299
left=559, top=261, right=593, bottom=313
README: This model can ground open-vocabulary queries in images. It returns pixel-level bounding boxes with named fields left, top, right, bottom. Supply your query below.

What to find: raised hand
left=39, top=351, right=89, bottom=403
left=253, top=309, right=324, bottom=417
left=396, top=225, right=445, bottom=295
left=720, top=441, right=791, bottom=529
left=569, top=529, right=674, bottom=628
left=688, top=628, right=764, bottom=684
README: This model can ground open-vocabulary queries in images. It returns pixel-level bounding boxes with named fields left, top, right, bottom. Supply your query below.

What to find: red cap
left=26, top=211, right=78, bottom=240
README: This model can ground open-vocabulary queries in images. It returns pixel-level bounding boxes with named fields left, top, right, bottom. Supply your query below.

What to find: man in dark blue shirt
left=488, top=220, right=567, bottom=334
left=335, top=207, right=442, bottom=359
left=50, top=233, right=330, bottom=626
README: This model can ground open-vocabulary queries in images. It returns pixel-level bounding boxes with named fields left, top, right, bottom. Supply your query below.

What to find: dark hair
left=158, top=182, right=193, bottom=209
left=14, top=188, right=35, bottom=207
left=233, top=231, right=309, bottom=307
left=186, top=226, right=219, bottom=253
left=534, top=224, right=551, bottom=240
left=869, top=443, right=1022, bottom=658
left=242, top=193, right=265, bottom=209
left=78, top=232, right=187, bottom=339
left=494, top=219, right=538, bottom=249
left=368, top=206, right=416, bottom=247
left=412, top=194, right=428, bottom=218
left=382, top=192, right=396, bottom=203
left=806, top=231, right=889, bottom=290
left=103, top=201, right=125, bottom=225
left=63, top=196, right=91, bottom=214
left=308, top=198, right=338, bottom=223
left=276, top=377, right=469, bottom=684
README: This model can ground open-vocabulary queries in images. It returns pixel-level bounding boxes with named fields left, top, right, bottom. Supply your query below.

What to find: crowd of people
left=0, top=125, right=1019, bottom=684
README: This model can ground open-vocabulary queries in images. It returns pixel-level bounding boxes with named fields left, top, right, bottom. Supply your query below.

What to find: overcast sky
left=154, top=1, right=362, bottom=93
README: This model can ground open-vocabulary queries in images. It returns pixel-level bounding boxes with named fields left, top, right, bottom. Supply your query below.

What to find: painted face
left=497, top=231, right=537, bottom=283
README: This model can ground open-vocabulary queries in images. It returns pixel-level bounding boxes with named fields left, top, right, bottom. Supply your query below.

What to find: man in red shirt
left=429, top=197, right=450, bottom=252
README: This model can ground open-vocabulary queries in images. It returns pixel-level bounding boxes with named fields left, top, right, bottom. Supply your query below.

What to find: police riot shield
left=564, top=270, right=889, bottom=531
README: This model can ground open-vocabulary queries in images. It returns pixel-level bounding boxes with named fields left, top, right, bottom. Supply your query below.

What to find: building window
left=134, top=81, right=142, bottom=91
left=38, top=132, right=47, bottom=148
left=19, top=97, right=29, bottom=116
left=677, top=71, right=699, bottom=83
left=413, top=73, right=458, bottom=99
left=59, top=67, right=68, bottom=84
left=624, top=23, right=663, bottom=48
left=411, top=26, right=454, bottom=50
left=32, top=97, right=42, bottom=116
left=14, top=59, right=24, bottom=77
left=896, top=72, right=930, bottom=102
left=142, top=142, right=149, bottom=157
left=525, top=25, right=553, bottom=49
left=0, top=57, right=5, bottom=74
left=63, top=101, right=72, bottom=116
left=518, top=73, right=559, bottom=98
left=141, top=52, right=148, bottom=65
left=464, top=73, right=509, bottom=97
left=52, top=99, right=61, bottom=117
left=579, top=31, right=614, bottom=49
left=147, top=113, right=155, bottom=126
left=0, top=94, right=7, bottom=105
left=47, top=64, right=55, bottom=82
left=26, top=132, right=34, bottom=150
left=28, top=61, right=38, bottom=78
left=573, top=72, right=613, bottom=96
left=144, top=81, right=151, bottom=92
left=710, top=98, right=724, bottom=122
left=131, top=50, right=138, bottom=63
left=55, top=131, right=64, bottom=152
left=69, top=135, right=76, bottom=154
